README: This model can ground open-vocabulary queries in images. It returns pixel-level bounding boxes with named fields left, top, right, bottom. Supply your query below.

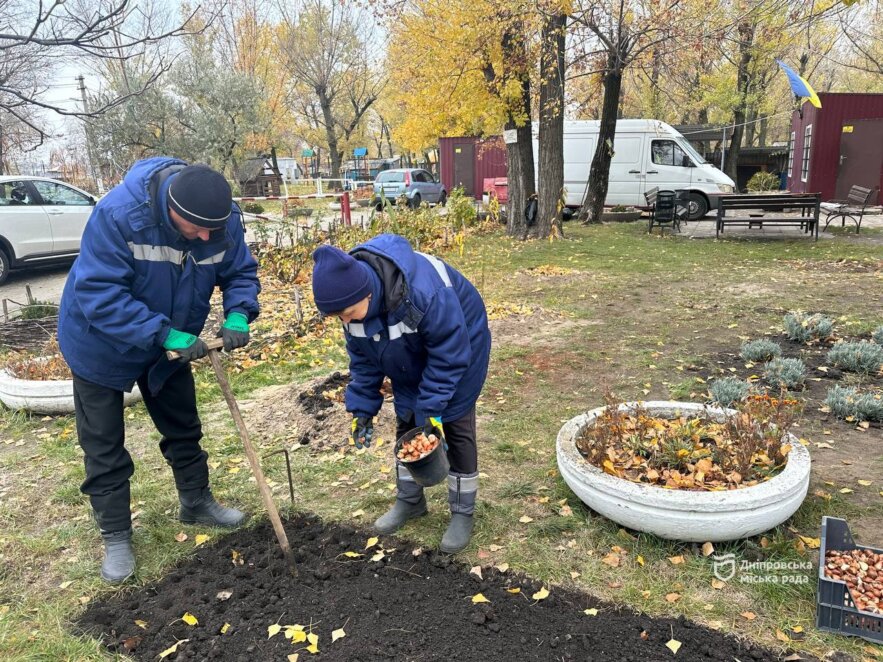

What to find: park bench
left=820, top=185, right=877, bottom=234
left=644, top=187, right=682, bottom=235
left=716, top=193, right=821, bottom=240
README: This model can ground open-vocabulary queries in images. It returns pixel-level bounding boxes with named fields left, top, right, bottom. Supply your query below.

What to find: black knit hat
left=167, top=165, right=232, bottom=229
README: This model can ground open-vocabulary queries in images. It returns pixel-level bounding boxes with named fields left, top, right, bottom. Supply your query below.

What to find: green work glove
left=351, top=416, right=374, bottom=449
left=163, top=328, right=209, bottom=363
left=217, top=312, right=250, bottom=352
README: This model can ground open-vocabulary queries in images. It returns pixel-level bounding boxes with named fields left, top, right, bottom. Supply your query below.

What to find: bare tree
left=280, top=0, right=385, bottom=180
left=0, top=0, right=207, bottom=147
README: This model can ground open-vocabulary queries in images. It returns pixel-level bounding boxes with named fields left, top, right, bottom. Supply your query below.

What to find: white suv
left=0, top=176, right=95, bottom=284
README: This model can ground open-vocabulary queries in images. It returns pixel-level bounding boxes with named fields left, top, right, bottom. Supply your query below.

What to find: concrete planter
left=602, top=209, right=643, bottom=222
left=556, top=401, right=811, bottom=542
left=0, top=359, right=142, bottom=415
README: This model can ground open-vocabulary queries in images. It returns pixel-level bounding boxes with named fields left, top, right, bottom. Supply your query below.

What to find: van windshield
left=676, top=138, right=707, bottom=165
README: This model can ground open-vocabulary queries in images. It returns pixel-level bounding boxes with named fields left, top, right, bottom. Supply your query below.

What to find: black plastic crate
left=817, top=516, right=883, bottom=642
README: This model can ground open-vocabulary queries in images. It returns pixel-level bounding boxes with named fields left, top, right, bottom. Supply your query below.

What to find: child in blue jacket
left=312, top=235, right=491, bottom=552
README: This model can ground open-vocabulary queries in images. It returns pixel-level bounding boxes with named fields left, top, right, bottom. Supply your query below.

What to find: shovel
left=166, top=337, right=296, bottom=575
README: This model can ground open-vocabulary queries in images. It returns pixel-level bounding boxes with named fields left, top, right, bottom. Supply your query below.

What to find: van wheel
left=686, top=193, right=709, bottom=220
left=0, top=249, right=9, bottom=285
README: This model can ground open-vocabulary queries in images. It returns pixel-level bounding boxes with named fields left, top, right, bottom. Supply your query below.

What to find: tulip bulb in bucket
left=395, top=427, right=449, bottom=487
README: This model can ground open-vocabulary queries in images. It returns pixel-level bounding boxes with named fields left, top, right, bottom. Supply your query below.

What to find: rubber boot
left=374, top=464, right=427, bottom=534
left=178, top=486, right=247, bottom=528
left=440, top=472, right=478, bottom=554
left=100, top=529, right=135, bottom=583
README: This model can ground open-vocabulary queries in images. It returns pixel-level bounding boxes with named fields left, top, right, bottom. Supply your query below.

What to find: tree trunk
left=317, top=87, right=342, bottom=180
left=501, top=28, right=535, bottom=239
left=579, top=56, right=622, bottom=223
left=534, top=13, right=566, bottom=239
left=758, top=116, right=768, bottom=147
left=724, top=22, right=754, bottom=182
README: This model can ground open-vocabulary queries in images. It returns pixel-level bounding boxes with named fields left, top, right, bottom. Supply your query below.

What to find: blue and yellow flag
left=776, top=59, right=821, bottom=108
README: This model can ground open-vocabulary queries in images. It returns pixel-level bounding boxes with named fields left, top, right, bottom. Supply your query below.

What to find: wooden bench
left=821, top=185, right=877, bottom=234
left=644, top=187, right=682, bottom=235
left=716, top=193, right=821, bottom=240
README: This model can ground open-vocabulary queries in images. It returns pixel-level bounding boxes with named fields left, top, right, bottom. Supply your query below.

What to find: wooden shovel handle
left=165, top=337, right=225, bottom=361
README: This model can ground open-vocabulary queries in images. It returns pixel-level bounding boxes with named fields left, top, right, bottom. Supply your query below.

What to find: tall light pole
left=77, top=75, right=98, bottom=190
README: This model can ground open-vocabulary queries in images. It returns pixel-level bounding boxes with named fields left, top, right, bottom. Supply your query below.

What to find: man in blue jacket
left=58, top=158, right=260, bottom=583
left=311, top=235, right=491, bottom=553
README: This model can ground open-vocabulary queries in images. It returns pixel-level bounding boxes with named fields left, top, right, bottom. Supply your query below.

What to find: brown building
left=787, top=93, right=883, bottom=204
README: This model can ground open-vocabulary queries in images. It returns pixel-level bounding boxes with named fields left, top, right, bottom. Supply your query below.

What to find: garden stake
left=166, top=338, right=297, bottom=575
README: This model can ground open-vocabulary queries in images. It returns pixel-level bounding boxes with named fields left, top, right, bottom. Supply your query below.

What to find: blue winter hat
left=311, top=245, right=372, bottom=313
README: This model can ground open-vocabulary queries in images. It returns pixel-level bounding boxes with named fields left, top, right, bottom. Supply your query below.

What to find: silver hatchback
left=372, top=168, right=446, bottom=210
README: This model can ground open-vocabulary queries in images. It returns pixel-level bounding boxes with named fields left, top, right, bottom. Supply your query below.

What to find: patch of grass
left=497, top=479, right=539, bottom=500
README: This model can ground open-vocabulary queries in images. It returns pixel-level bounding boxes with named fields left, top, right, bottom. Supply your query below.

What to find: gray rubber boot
left=374, top=464, right=427, bottom=534
left=179, top=486, right=247, bottom=528
left=100, top=529, right=135, bottom=583
left=440, top=472, right=478, bottom=554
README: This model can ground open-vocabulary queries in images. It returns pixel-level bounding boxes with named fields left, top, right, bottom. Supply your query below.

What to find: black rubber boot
left=178, top=486, right=247, bottom=528
left=100, top=529, right=135, bottom=583
left=374, top=464, right=427, bottom=534
left=439, top=471, right=478, bottom=553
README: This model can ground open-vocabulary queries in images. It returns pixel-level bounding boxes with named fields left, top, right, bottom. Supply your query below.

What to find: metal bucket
left=395, top=427, right=449, bottom=487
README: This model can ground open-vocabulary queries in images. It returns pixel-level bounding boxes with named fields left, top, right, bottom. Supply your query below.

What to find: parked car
left=0, top=176, right=96, bottom=284
left=531, top=119, right=736, bottom=220
left=372, top=168, right=447, bottom=210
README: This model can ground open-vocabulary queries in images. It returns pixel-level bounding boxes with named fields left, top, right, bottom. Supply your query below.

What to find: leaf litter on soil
left=76, top=514, right=814, bottom=661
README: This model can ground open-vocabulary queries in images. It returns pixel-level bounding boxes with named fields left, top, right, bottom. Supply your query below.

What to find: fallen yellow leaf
left=268, top=623, right=282, bottom=638
left=602, top=552, right=621, bottom=568
left=496, top=563, right=509, bottom=573
left=702, top=542, right=715, bottom=557
left=519, top=515, right=534, bottom=523
left=798, top=535, right=820, bottom=549
left=668, top=555, right=685, bottom=565
left=636, top=555, right=645, bottom=567
left=343, top=551, right=363, bottom=558
left=532, top=587, right=550, bottom=601
left=840, top=488, right=854, bottom=494
left=194, top=534, right=210, bottom=547
left=470, top=565, right=483, bottom=580
left=776, top=629, right=790, bottom=643
left=332, top=628, right=346, bottom=642
left=472, top=593, right=490, bottom=603
left=365, top=536, right=379, bottom=549
left=858, top=480, right=872, bottom=487
left=370, top=550, right=385, bottom=562
left=288, top=655, right=299, bottom=662
left=666, top=639, right=682, bottom=655
left=134, top=620, right=148, bottom=629
left=741, top=611, right=757, bottom=621
left=159, top=640, right=188, bottom=659
left=584, top=608, right=599, bottom=616
left=181, top=612, right=198, bottom=626
left=711, top=579, right=726, bottom=590
left=665, top=592, right=681, bottom=603
left=306, top=632, right=319, bottom=654
left=506, top=587, right=521, bottom=594
left=220, top=623, right=230, bottom=634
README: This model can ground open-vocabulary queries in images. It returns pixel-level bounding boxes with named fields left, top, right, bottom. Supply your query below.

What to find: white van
left=532, top=119, right=735, bottom=219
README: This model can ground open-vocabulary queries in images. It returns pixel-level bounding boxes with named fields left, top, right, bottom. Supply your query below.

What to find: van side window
left=651, top=140, right=692, bottom=167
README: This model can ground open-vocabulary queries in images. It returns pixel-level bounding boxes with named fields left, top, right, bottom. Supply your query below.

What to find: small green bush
left=241, top=202, right=265, bottom=214
left=709, top=377, right=750, bottom=407
left=825, top=386, right=883, bottom=423
left=826, top=340, right=883, bottom=375
left=20, top=300, right=58, bottom=320
left=446, top=187, right=477, bottom=228
left=872, top=325, right=883, bottom=346
left=783, top=311, right=834, bottom=343
left=764, top=357, right=807, bottom=390
left=746, top=171, right=781, bottom=192
left=740, top=339, right=782, bottom=362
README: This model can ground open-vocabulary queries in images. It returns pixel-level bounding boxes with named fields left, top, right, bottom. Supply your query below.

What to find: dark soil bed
left=77, top=514, right=809, bottom=662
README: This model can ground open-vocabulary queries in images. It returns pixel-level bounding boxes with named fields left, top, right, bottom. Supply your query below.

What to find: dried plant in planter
left=575, top=393, right=800, bottom=491
left=5, top=339, right=72, bottom=381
